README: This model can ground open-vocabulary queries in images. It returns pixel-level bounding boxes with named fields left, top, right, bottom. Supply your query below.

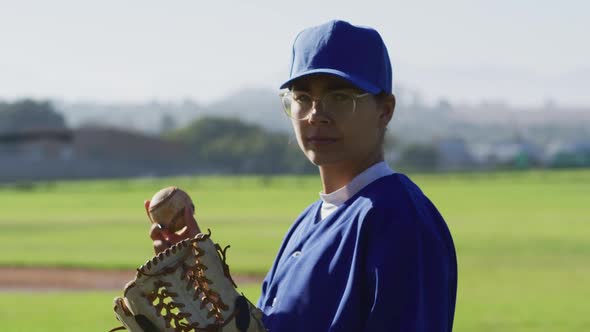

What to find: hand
left=145, top=200, right=202, bottom=255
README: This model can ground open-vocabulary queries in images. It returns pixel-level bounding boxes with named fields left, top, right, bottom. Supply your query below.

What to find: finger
left=149, top=223, right=166, bottom=241
left=152, top=205, right=201, bottom=246
left=153, top=239, right=171, bottom=255
left=144, top=200, right=151, bottom=219
left=183, top=206, right=201, bottom=236
left=162, top=232, right=183, bottom=244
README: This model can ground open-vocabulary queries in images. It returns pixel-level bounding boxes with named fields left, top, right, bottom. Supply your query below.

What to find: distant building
left=0, top=129, right=73, bottom=161
left=0, top=126, right=199, bottom=182
left=0, top=129, right=74, bottom=181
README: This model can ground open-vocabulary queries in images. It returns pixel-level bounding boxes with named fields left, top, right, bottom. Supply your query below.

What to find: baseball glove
left=109, top=230, right=266, bottom=332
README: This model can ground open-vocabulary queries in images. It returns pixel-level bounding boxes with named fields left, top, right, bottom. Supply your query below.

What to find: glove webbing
left=110, top=230, right=246, bottom=332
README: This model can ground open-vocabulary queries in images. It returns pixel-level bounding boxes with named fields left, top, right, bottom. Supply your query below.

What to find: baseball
left=148, top=186, right=194, bottom=233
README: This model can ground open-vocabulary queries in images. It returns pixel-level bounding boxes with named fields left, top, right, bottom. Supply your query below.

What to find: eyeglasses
left=280, top=90, right=370, bottom=120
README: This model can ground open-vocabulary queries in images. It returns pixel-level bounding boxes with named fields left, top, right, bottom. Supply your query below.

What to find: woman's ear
left=378, top=94, right=396, bottom=127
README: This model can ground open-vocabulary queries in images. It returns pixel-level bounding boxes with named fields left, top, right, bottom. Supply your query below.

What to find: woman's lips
left=306, top=136, right=339, bottom=145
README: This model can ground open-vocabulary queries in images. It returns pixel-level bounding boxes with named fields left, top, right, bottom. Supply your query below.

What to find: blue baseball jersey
left=257, top=173, right=457, bottom=331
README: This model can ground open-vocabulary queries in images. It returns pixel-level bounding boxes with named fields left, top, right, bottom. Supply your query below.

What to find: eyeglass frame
left=279, top=89, right=371, bottom=120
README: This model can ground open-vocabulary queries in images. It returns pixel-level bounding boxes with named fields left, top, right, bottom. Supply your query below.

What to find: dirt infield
left=0, top=266, right=263, bottom=291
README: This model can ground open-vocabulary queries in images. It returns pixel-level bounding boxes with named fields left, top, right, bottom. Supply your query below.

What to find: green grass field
left=1, top=169, right=589, bottom=331
left=0, top=284, right=262, bottom=332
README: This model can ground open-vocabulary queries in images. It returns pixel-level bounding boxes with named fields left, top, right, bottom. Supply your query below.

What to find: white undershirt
left=319, top=161, right=395, bottom=220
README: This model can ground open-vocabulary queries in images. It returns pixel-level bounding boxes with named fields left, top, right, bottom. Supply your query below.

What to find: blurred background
left=0, top=1, right=588, bottom=331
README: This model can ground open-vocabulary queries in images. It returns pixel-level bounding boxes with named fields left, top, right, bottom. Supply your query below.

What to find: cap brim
left=279, top=69, right=381, bottom=94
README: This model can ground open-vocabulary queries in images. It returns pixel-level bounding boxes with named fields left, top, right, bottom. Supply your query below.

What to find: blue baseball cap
left=280, top=20, right=393, bottom=95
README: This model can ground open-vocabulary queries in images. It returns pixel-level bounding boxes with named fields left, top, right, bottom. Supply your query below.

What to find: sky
left=0, top=0, right=588, bottom=107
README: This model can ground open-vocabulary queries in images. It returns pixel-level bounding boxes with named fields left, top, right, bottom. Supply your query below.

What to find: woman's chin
left=306, top=151, right=347, bottom=167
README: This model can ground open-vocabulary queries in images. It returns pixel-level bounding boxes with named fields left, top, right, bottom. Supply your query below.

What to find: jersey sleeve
left=362, top=200, right=456, bottom=332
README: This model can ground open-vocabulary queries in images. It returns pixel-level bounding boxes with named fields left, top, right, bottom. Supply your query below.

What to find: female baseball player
left=149, top=20, right=457, bottom=332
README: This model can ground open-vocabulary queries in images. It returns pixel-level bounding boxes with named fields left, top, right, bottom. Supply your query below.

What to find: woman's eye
left=331, top=93, right=351, bottom=103
left=294, top=95, right=312, bottom=103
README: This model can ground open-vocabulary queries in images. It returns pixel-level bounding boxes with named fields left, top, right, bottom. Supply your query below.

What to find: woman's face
left=289, top=74, right=394, bottom=169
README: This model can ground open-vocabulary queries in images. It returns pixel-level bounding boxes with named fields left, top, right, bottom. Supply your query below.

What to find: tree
left=163, top=116, right=314, bottom=174
left=0, top=99, right=67, bottom=132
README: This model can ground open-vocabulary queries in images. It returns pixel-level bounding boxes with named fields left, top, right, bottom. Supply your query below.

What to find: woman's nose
left=307, top=104, right=331, bottom=125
